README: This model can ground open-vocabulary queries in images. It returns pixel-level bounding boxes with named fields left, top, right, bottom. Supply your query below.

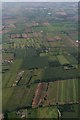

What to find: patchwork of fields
left=2, top=2, right=79, bottom=119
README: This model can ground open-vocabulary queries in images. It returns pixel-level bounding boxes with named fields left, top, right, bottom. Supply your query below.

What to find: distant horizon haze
left=1, top=0, right=79, bottom=2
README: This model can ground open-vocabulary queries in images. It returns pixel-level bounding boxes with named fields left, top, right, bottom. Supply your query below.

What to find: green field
left=2, top=2, right=79, bottom=119
left=46, top=79, right=78, bottom=105
left=3, top=59, right=23, bottom=88
left=21, top=56, right=49, bottom=69
left=3, top=84, right=37, bottom=111
left=62, top=104, right=78, bottom=118
left=27, top=106, right=58, bottom=118
left=40, top=67, right=79, bottom=82
left=57, top=54, right=69, bottom=65
left=7, top=106, right=58, bottom=118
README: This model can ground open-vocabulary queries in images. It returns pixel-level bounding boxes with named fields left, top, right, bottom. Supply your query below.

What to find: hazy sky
left=1, top=0, right=79, bottom=2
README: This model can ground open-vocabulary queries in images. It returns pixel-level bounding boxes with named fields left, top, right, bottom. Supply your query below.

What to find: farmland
left=3, top=84, right=37, bottom=111
left=7, top=106, right=58, bottom=118
left=46, top=79, right=78, bottom=105
left=2, top=2, right=79, bottom=119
